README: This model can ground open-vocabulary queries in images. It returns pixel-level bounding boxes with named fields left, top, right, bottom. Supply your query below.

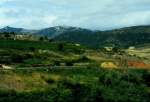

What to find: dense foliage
left=0, top=68, right=149, bottom=102
left=55, top=25, right=150, bottom=48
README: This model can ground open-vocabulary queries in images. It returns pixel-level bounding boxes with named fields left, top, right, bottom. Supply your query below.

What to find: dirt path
left=0, top=64, right=13, bottom=69
left=0, top=65, right=88, bottom=70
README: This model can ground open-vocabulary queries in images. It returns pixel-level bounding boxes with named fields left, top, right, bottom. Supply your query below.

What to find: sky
left=0, top=0, right=150, bottom=30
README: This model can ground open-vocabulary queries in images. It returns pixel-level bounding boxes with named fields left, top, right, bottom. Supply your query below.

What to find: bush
left=58, top=78, right=92, bottom=102
left=29, top=47, right=35, bottom=52
left=23, top=58, right=43, bottom=65
left=41, top=76, right=55, bottom=84
left=121, top=72, right=143, bottom=84
left=65, top=61, right=74, bottom=66
left=0, top=68, right=149, bottom=102
left=54, top=61, right=60, bottom=66
left=58, top=43, right=64, bottom=51
left=11, top=54, right=24, bottom=63
left=99, top=70, right=121, bottom=86
left=76, top=55, right=90, bottom=62
left=142, top=71, right=150, bottom=86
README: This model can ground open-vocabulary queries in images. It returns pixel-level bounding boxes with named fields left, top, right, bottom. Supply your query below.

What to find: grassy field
left=0, top=40, right=90, bottom=67
left=126, top=47, right=150, bottom=60
left=0, top=40, right=87, bottom=51
left=0, top=68, right=150, bottom=102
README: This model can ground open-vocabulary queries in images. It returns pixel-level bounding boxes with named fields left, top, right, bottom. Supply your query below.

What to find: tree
left=39, top=37, right=44, bottom=41
left=49, top=39, right=54, bottom=42
left=29, top=47, right=35, bottom=52
left=44, top=36, right=48, bottom=40
left=4, top=33, right=10, bottom=39
left=58, top=43, right=64, bottom=51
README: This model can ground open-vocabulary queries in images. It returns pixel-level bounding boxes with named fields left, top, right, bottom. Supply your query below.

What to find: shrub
left=142, top=71, right=150, bottom=86
left=23, top=58, right=43, bottom=65
left=41, top=76, right=55, bottom=84
left=11, top=54, right=24, bottom=63
left=58, top=43, right=64, bottom=51
left=39, top=37, right=44, bottom=41
left=54, top=61, right=60, bottom=66
left=29, top=47, right=35, bottom=52
left=99, top=70, right=121, bottom=86
left=65, top=61, right=74, bottom=66
left=121, top=72, right=143, bottom=84
left=76, top=55, right=90, bottom=62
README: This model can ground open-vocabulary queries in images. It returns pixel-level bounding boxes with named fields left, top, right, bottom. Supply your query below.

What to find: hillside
left=0, top=26, right=91, bottom=38
left=0, top=25, right=150, bottom=48
left=0, top=26, right=24, bottom=33
left=54, top=25, right=150, bottom=48
left=0, top=38, right=149, bottom=102
left=36, top=26, right=92, bottom=38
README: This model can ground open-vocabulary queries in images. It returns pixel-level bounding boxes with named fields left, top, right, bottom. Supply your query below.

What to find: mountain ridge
left=0, top=26, right=93, bottom=37
left=1, top=25, right=150, bottom=33
left=0, top=25, right=149, bottom=48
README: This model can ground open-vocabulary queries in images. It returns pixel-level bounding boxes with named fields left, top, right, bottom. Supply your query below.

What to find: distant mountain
left=0, top=26, right=38, bottom=34
left=0, top=26, right=90, bottom=38
left=54, top=25, right=150, bottom=48
left=0, top=26, right=24, bottom=33
left=36, top=26, right=93, bottom=38
left=0, top=25, right=150, bottom=48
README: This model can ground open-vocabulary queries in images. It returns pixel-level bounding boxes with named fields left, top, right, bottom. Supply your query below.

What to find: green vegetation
left=55, top=26, right=150, bottom=48
left=0, top=40, right=86, bottom=52
left=0, top=68, right=149, bottom=102
left=0, top=36, right=149, bottom=102
left=0, top=40, right=58, bottom=51
left=0, top=40, right=88, bottom=66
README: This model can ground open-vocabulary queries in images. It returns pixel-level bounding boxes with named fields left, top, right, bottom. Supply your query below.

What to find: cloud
left=0, top=17, right=16, bottom=26
left=0, top=0, right=15, bottom=5
left=119, top=11, right=150, bottom=26
left=0, top=0, right=150, bottom=30
left=43, top=15, right=58, bottom=25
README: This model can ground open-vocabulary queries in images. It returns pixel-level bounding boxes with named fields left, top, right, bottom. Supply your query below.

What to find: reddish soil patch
left=128, top=61, right=150, bottom=68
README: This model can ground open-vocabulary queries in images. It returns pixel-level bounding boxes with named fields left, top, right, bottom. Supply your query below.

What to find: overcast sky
left=0, top=0, right=150, bottom=30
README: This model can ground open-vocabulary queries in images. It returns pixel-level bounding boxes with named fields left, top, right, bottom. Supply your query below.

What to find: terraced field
left=0, top=39, right=149, bottom=102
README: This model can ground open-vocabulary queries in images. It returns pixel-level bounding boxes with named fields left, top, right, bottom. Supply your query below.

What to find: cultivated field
left=0, top=39, right=149, bottom=102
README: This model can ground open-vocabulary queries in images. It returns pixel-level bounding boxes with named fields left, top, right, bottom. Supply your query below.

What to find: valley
left=0, top=25, right=149, bottom=102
